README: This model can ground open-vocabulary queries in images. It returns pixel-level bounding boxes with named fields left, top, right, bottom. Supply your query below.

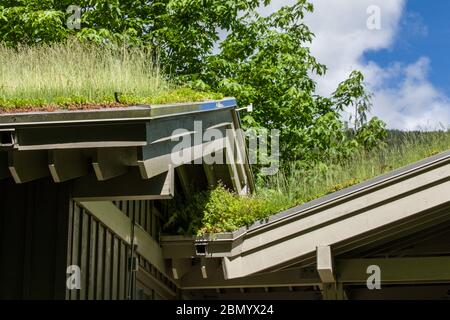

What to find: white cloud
left=261, top=0, right=450, bottom=130
left=303, top=0, right=404, bottom=95
left=373, top=57, right=450, bottom=130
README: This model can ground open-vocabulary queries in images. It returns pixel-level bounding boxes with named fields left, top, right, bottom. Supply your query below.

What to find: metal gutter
left=0, top=98, right=236, bottom=127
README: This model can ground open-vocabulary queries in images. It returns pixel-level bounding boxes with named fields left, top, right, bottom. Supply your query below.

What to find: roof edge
left=0, top=98, right=237, bottom=127
left=162, top=148, right=450, bottom=245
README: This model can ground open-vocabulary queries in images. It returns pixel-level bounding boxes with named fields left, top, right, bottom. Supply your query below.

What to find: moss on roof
left=0, top=87, right=223, bottom=113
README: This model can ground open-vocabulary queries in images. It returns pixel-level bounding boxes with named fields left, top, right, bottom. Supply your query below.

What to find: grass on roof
left=0, top=40, right=221, bottom=111
left=164, top=131, right=450, bottom=235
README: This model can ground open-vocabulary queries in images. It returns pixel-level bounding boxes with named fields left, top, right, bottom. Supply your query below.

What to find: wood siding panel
left=0, top=178, right=70, bottom=299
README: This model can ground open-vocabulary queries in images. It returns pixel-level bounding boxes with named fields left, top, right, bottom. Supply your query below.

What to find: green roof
left=0, top=41, right=221, bottom=111
left=164, top=131, right=450, bottom=235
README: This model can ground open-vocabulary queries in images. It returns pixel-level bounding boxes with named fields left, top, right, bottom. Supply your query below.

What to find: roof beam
left=175, top=165, right=192, bottom=197
left=333, top=206, right=450, bottom=259
left=201, top=259, right=208, bottom=279
left=73, top=166, right=174, bottom=201
left=347, top=283, right=450, bottom=299
left=8, top=150, right=49, bottom=184
left=317, top=246, right=335, bottom=283
left=322, top=282, right=346, bottom=300
left=92, top=147, right=135, bottom=181
left=139, top=117, right=230, bottom=180
left=225, top=146, right=243, bottom=194
left=138, top=137, right=227, bottom=180
left=203, top=163, right=217, bottom=189
left=180, top=260, right=320, bottom=289
left=0, top=129, right=16, bottom=147
left=235, top=162, right=249, bottom=194
left=227, top=124, right=249, bottom=191
left=172, top=259, right=192, bottom=280
left=0, top=99, right=256, bottom=195
left=195, top=290, right=320, bottom=300
left=48, top=149, right=89, bottom=183
left=337, top=256, right=450, bottom=284
left=230, top=109, right=256, bottom=193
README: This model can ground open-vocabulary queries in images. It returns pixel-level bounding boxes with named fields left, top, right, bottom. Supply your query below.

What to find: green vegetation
left=3, top=2, right=445, bottom=236
left=1, top=1, right=386, bottom=161
left=0, top=41, right=221, bottom=110
left=164, top=131, right=450, bottom=235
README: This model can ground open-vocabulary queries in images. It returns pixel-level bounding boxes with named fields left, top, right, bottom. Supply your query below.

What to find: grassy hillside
left=0, top=40, right=220, bottom=111
left=164, top=131, right=450, bottom=235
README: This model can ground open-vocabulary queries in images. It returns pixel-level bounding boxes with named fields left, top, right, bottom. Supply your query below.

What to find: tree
left=0, top=0, right=386, bottom=163
left=333, top=70, right=372, bottom=132
left=196, top=2, right=384, bottom=161
left=0, top=0, right=267, bottom=74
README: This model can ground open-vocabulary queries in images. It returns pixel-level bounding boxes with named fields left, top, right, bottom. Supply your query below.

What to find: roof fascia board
left=0, top=98, right=237, bottom=127
left=179, top=258, right=320, bottom=289
left=222, top=169, right=450, bottom=278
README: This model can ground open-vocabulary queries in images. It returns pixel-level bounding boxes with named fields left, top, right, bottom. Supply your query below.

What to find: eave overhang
left=162, top=150, right=450, bottom=281
left=0, top=98, right=255, bottom=198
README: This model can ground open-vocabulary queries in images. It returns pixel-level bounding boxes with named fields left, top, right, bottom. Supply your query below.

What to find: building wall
left=66, top=201, right=129, bottom=300
left=0, top=177, right=176, bottom=300
left=0, top=177, right=70, bottom=299
left=66, top=200, right=177, bottom=300
left=114, top=200, right=161, bottom=241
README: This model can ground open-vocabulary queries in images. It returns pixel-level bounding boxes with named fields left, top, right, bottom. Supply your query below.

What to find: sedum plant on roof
left=0, top=39, right=221, bottom=111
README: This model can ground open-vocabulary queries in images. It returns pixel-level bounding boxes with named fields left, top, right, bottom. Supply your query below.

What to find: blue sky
left=264, top=0, right=450, bottom=130
left=365, top=0, right=450, bottom=96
